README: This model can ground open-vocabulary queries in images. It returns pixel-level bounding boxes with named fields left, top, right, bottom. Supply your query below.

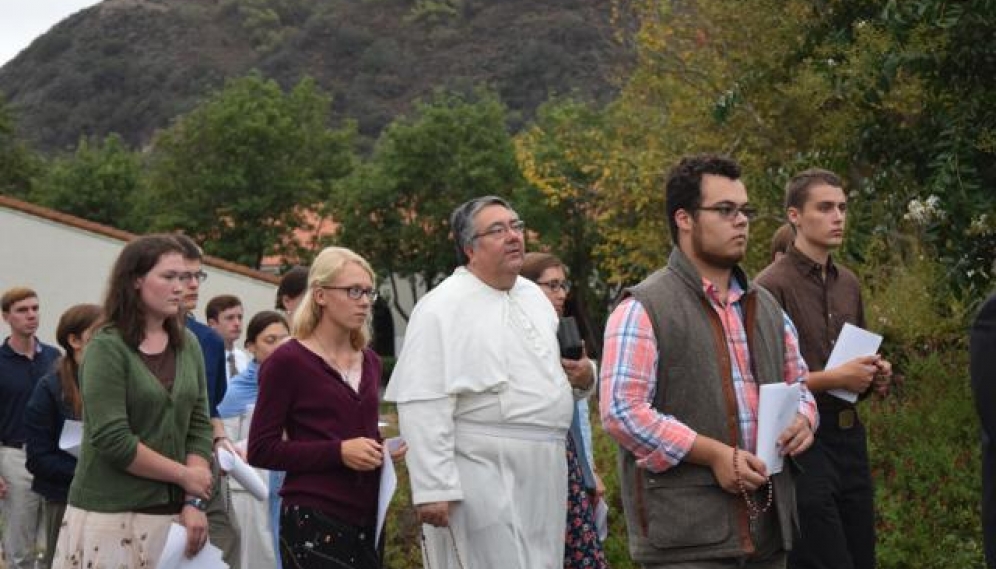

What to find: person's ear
left=675, top=208, right=694, bottom=233
left=68, top=333, right=85, bottom=352
left=787, top=206, right=801, bottom=228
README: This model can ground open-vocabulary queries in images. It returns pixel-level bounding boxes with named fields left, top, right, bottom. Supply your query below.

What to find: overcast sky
left=1, top=0, right=103, bottom=67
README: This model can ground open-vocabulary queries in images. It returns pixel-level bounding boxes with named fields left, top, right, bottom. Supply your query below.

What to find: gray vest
left=617, top=249, right=798, bottom=564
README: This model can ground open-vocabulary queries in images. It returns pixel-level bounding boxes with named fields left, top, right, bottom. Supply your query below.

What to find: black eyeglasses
left=696, top=203, right=758, bottom=221
left=536, top=280, right=571, bottom=293
left=320, top=286, right=379, bottom=302
left=473, top=219, right=526, bottom=241
left=178, top=271, right=208, bottom=283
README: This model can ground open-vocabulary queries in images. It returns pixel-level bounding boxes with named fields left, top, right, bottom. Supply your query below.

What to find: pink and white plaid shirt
left=599, top=277, right=817, bottom=473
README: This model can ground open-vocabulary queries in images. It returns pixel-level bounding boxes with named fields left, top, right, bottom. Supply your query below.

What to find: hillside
left=0, top=0, right=626, bottom=152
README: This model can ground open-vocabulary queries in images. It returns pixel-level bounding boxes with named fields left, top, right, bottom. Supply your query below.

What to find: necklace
left=312, top=334, right=358, bottom=385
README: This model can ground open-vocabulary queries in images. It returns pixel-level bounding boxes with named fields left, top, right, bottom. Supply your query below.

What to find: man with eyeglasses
left=600, top=154, right=818, bottom=568
left=173, top=234, right=241, bottom=569
left=386, top=196, right=590, bottom=569
left=755, top=169, right=891, bottom=569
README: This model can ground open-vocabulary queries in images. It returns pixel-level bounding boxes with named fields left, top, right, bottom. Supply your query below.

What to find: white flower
left=969, top=214, right=993, bottom=236
left=904, top=195, right=947, bottom=224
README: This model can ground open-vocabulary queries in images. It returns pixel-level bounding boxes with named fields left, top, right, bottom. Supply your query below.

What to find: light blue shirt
left=217, top=360, right=259, bottom=419
left=216, top=359, right=284, bottom=569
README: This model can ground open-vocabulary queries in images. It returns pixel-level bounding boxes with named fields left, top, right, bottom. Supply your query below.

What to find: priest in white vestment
left=385, top=196, right=589, bottom=569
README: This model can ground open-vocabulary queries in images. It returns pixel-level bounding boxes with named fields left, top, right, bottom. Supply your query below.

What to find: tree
left=145, top=73, right=356, bottom=268
left=0, top=95, right=41, bottom=198
left=30, top=134, right=145, bottom=230
left=334, top=88, right=529, bottom=319
left=598, top=0, right=995, bottom=290
left=515, top=97, right=613, bottom=333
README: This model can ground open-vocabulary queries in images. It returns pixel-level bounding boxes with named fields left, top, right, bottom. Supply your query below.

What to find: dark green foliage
left=29, top=134, right=144, bottom=230
left=0, top=95, right=40, bottom=197
left=797, top=0, right=996, bottom=296
left=865, top=351, right=984, bottom=568
left=333, top=88, right=532, bottom=317
left=144, top=73, right=357, bottom=268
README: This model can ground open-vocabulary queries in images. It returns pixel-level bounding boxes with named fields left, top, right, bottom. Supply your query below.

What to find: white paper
left=216, top=448, right=267, bottom=501
left=58, top=419, right=82, bottom=458
left=375, top=437, right=404, bottom=546
left=826, top=323, right=883, bottom=403
left=757, top=383, right=802, bottom=474
left=156, top=523, right=229, bottom=569
left=594, top=499, right=608, bottom=542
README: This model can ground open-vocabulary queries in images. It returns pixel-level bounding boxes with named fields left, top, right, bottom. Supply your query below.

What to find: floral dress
left=564, top=434, right=609, bottom=568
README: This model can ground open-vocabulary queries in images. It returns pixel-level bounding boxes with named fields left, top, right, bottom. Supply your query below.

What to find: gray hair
left=450, top=195, right=514, bottom=265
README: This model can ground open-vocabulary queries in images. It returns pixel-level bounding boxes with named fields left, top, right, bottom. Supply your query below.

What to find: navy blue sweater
left=24, top=371, right=77, bottom=502
left=0, top=337, right=60, bottom=446
left=186, top=318, right=227, bottom=418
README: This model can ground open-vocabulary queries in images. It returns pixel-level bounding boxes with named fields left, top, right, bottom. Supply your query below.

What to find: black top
left=0, top=337, right=60, bottom=445
left=970, top=294, right=996, bottom=567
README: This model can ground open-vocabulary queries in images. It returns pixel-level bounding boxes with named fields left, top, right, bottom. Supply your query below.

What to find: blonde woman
left=248, top=247, right=406, bottom=569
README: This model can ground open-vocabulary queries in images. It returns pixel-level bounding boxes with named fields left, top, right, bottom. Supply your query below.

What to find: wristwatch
left=184, top=497, right=208, bottom=512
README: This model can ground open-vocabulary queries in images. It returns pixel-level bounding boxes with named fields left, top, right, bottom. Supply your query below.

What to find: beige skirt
left=52, top=506, right=175, bottom=569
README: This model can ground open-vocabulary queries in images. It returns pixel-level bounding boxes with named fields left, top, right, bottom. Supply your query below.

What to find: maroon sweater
left=248, top=339, right=382, bottom=527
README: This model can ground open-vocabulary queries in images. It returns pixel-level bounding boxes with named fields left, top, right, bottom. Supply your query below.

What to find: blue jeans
left=269, top=470, right=286, bottom=569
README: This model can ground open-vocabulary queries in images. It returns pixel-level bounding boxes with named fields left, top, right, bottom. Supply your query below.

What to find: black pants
left=279, top=504, right=380, bottom=569
left=788, top=422, right=875, bottom=569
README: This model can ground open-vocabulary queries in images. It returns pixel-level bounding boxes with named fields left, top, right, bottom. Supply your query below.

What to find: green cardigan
left=68, top=327, right=214, bottom=512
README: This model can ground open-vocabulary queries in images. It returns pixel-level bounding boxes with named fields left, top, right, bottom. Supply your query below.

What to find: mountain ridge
left=0, top=0, right=626, bottom=152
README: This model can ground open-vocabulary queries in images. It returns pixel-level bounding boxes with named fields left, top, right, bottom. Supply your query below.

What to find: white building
left=0, top=195, right=279, bottom=347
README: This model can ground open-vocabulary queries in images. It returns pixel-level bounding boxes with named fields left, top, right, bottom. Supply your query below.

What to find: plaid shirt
left=599, top=277, right=817, bottom=473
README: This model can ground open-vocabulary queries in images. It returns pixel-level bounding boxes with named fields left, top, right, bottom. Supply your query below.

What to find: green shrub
left=865, top=349, right=984, bottom=568
left=851, top=244, right=983, bottom=567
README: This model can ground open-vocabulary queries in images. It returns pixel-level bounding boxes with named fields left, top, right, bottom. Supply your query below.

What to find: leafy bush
left=865, top=350, right=984, bottom=569
left=861, top=245, right=985, bottom=568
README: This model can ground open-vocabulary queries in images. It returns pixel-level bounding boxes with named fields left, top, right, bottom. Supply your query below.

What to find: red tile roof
left=0, top=194, right=279, bottom=284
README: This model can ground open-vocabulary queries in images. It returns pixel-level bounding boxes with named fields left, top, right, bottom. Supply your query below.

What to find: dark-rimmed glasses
left=473, top=219, right=526, bottom=241
left=536, top=280, right=571, bottom=293
left=173, top=271, right=208, bottom=283
left=696, top=203, right=758, bottom=221
left=320, top=285, right=379, bottom=302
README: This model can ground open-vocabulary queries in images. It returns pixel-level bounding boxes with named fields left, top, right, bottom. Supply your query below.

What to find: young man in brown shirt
left=755, top=169, right=891, bottom=569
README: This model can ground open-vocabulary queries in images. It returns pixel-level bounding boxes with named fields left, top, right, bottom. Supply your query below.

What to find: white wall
left=1, top=205, right=278, bottom=347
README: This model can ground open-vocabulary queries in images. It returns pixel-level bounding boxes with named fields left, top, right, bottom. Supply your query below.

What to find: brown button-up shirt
left=755, top=245, right=865, bottom=410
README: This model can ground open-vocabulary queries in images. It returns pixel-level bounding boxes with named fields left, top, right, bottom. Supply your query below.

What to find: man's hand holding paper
left=824, top=323, right=885, bottom=403
left=831, top=355, right=879, bottom=394
left=777, top=413, right=815, bottom=457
